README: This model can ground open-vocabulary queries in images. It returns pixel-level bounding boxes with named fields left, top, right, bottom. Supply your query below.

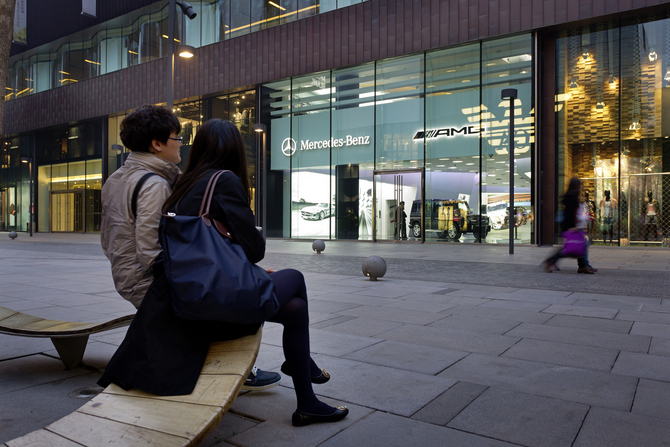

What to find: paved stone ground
left=1, top=233, right=670, bottom=446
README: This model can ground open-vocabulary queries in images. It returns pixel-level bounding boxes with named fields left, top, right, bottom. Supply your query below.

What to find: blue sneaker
left=241, top=366, right=281, bottom=391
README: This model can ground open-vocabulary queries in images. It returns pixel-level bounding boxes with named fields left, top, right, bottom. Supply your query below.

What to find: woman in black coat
left=542, top=177, right=596, bottom=274
left=100, top=120, right=348, bottom=427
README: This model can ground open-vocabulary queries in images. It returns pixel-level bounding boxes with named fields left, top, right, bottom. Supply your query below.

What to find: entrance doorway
left=50, top=191, right=83, bottom=232
left=373, top=169, right=423, bottom=241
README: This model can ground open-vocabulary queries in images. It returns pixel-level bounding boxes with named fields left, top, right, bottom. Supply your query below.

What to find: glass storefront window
left=482, top=35, right=534, bottom=244
left=424, top=44, right=481, bottom=243
left=557, top=16, right=667, bottom=246
left=264, top=34, right=534, bottom=243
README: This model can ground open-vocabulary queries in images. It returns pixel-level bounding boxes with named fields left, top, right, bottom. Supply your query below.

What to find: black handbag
left=159, top=170, right=279, bottom=323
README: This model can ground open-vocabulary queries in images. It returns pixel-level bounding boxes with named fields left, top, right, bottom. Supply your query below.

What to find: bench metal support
left=50, top=335, right=89, bottom=370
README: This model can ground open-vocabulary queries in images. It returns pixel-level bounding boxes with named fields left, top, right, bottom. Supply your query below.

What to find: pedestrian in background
left=542, top=177, right=598, bottom=274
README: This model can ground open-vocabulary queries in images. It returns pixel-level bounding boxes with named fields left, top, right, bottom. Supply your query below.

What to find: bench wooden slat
left=0, top=313, right=45, bottom=330
left=0, top=307, right=18, bottom=321
left=77, top=392, right=222, bottom=440
left=201, top=348, right=258, bottom=375
left=46, top=411, right=189, bottom=446
left=103, top=374, right=243, bottom=407
left=5, top=429, right=82, bottom=447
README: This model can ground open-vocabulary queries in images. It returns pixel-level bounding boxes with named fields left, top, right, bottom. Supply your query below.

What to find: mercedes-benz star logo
left=281, top=137, right=297, bottom=157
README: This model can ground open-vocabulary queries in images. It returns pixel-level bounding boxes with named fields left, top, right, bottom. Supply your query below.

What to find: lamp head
left=177, top=45, right=196, bottom=58
left=20, top=157, right=29, bottom=164
left=253, top=123, right=267, bottom=133
left=501, top=88, right=518, bottom=100
left=176, top=1, right=197, bottom=19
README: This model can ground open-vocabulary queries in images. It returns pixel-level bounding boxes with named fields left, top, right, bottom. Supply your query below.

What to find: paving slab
left=540, top=303, right=619, bottom=319
left=615, top=309, right=670, bottom=325
left=428, top=314, right=522, bottom=335
left=376, top=323, right=520, bottom=356
left=611, top=351, right=670, bottom=382
left=440, top=353, right=637, bottom=410
left=200, top=412, right=258, bottom=447
left=630, top=321, right=670, bottom=338
left=447, top=305, right=555, bottom=324
left=631, top=379, right=670, bottom=418
left=501, top=338, right=619, bottom=372
left=506, top=323, right=651, bottom=352
left=321, top=317, right=404, bottom=337
left=318, top=410, right=521, bottom=447
left=336, top=304, right=445, bottom=325
left=649, top=337, right=670, bottom=357
left=480, top=299, right=551, bottom=313
left=343, top=339, right=467, bottom=374
left=447, top=387, right=588, bottom=447
left=411, top=381, right=488, bottom=425
left=573, top=407, right=670, bottom=447
left=543, top=314, right=633, bottom=334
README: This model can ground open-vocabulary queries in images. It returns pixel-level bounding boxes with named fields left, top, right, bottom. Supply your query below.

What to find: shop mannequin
left=599, top=190, right=617, bottom=244
left=641, top=190, right=661, bottom=241
left=583, top=191, right=596, bottom=242
left=233, top=107, right=244, bottom=123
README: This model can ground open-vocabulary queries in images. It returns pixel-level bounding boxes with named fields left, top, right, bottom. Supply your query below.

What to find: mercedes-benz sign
left=282, top=137, right=297, bottom=156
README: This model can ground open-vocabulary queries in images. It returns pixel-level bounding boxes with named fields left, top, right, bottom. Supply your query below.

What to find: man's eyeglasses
left=168, top=137, right=184, bottom=144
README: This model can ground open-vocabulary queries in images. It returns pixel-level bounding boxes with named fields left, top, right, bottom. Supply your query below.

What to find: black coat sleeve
left=209, top=172, right=265, bottom=264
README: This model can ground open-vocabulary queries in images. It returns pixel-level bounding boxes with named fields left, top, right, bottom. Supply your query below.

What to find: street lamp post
left=20, top=157, right=33, bottom=237
left=501, top=88, right=517, bottom=255
left=253, top=123, right=267, bottom=241
left=167, top=0, right=197, bottom=110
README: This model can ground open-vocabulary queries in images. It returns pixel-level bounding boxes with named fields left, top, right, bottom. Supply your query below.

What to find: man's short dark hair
left=119, top=105, right=181, bottom=152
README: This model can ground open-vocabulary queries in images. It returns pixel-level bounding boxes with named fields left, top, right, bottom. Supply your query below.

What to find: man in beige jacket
left=101, top=105, right=280, bottom=390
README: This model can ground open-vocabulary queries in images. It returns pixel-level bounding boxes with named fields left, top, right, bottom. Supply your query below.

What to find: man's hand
left=264, top=268, right=276, bottom=274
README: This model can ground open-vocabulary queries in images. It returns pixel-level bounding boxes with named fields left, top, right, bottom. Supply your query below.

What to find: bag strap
left=131, top=172, right=158, bottom=219
left=198, top=170, right=233, bottom=239
left=198, top=170, right=228, bottom=217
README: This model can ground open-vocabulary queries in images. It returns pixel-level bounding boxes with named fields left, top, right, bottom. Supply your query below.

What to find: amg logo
left=413, top=126, right=485, bottom=139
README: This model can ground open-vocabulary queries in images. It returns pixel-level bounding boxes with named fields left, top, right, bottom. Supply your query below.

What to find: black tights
left=268, top=269, right=332, bottom=415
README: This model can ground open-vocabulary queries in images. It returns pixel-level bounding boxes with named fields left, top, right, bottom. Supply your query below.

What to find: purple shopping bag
left=561, top=230, right=586, bottom=257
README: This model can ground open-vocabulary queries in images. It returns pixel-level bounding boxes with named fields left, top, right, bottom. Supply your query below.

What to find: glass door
left=373, top=170, right=422, bottom=241
left=50, top=191, right=83, bottom=232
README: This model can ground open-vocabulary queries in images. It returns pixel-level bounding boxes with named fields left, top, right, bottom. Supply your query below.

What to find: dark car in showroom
left=409, top=199, right=491, bottom=240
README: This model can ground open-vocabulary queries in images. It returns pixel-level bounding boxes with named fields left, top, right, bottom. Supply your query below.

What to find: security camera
left=176, top=1, right=197, bottom=20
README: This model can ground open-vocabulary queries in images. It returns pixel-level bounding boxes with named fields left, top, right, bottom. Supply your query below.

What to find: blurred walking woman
left=542, top=177, right=597, bottom=274
left=100, top=119, right=348, bottom=427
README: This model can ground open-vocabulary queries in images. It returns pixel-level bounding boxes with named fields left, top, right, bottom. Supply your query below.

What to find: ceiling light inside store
left=162, top=35, right=180, bottom=42
left=596, top=100, right=604, bottom=111
left=629, top=120, right=642, bottom=130
left=649, top=51, right=658, bottom=61
left=453, top=160, right=463, bottom=163
left=608, top=77, right=616, bottom=86
left=502, top=54, right=531, bottom=64
left=570, top=79, right=579, bottom=89
left=582, top=52, right=589, bottom=61
left=268, top=1, right=286, bottom=11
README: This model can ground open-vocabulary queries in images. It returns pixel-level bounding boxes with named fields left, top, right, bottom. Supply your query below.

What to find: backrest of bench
left=4, top=326, right=262, bottom=447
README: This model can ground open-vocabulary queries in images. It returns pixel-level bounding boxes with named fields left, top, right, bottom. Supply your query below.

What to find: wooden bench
left=0, top=305, right=135, bottom=369
left=3, top=326, right=262, bottom=447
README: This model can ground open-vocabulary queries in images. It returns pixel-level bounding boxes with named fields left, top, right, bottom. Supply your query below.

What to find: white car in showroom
left=300, top=203, right=332, bottom=220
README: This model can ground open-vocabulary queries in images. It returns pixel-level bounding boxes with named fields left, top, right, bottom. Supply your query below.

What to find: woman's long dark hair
left=566, top=177, right=582, bottom=195
left=164, top=119, right=250, bottom=212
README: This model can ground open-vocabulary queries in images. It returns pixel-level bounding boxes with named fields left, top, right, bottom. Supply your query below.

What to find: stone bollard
left=362, top=256, right=387, bottom=281
left=312, top=239, right=326, bottom=254
left=8, top=231, right=18, bottom=240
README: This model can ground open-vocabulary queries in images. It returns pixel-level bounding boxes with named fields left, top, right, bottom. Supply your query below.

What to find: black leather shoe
left=292, top=406, right=349, bottom=427
left=281, top=361, right=331, bottom=384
